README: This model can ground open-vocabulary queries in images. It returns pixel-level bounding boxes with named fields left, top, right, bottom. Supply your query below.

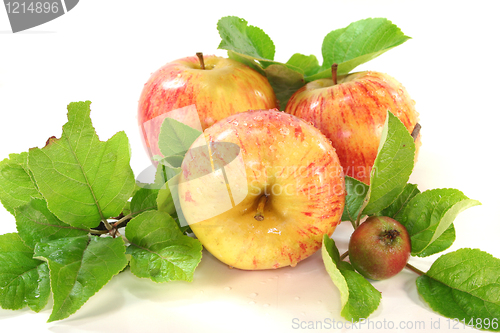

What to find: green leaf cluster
left=217, top=16, right=410, bottom=109
left=331, top=109, right=494, bottom=329
left=341, top=111, right=480, bottom=258
left=0, top=101, right=202, bottom=321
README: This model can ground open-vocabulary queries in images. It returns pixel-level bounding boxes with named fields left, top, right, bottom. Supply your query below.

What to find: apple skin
left=284, top=71, right=420, bottom=184
left=178, top=110, right=346, bottom=270
left=348, top=216, right=411, bottom=280
left=138, top=55, right=277, bottom=160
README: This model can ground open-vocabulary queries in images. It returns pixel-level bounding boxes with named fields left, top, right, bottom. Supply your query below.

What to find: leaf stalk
left=405, top=263, right=425, bottom=276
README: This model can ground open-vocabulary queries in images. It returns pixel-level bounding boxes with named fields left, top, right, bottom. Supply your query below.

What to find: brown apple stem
left=405, top=263, right=425, bottom=276
left=411, top=123, right=421, bottom=141
left=254, top=195, right=268, bottom=221
left=196, top=52, right=205, bottom=70
left=331, top=63, right=338, bottom=85
left=340, top=251, right=349, bottom=261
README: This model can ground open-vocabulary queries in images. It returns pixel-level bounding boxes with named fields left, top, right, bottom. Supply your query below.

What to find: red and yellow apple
left=177, top=109, right=345, bottom=270
left=285, top=69, right=420, bottom=184
left=137, top=54, right=277, bottom=160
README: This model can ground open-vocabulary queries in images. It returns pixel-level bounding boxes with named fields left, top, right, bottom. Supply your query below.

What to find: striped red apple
left=285, top=66, right=420, bottom=184
left=138, top=54, right=277, bottom=160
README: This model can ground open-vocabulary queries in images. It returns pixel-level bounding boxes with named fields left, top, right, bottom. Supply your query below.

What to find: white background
left=1, top=1, right=499, bottom=332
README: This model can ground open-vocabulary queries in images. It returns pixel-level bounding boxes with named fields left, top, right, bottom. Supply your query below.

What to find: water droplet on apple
left=232, top=121, right=239, bottom=126
left=254, top=116, right=263, bottom=121
left=280, top=127, right=290, bottom=135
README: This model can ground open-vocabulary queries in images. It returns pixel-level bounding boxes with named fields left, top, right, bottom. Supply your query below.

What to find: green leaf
left=396, top=189, right=481, bottom=257
left=158, top=118, right=203, bottom=158
left=217, top=16, right=275, bottom=61
left=341, top=176, right=369, bottom=222
left=320, top=18, right=411, bottom=75
left=263, top=63, right=305, bottom=110
left=0, top=152, right=42, bottom=215
left=378, top=183, right=420, bottom=218
left=321, top=235, right=381, bottom=322
left=0, top=233, right=50, bottom=312
left=125, top=211, right=202, bottom=282
left=417, top=224, right=456, bottom=258
left=227, top=50, right=265, bottom=75
left=162, top=155, right=184, bottom=168
left=361, top=111, right=415, bottom=216
left=130, top=188, right=158, bottom=215
left=155, top=159, right=182, bottom=183
left=156, top=185, right=176, bottom=216
left=34, top=235, right=128, bottom=322
left=28, top=101, right=136, bottom=229
left=135, top=163, right=177, bottom=218
left=417, top=249, right=500, bottom=331
left=286, top=53, right=320, bottom=77
left=218, top=16, right=306, bottom=110
left=15, top=198, right=89, bottom=248
left=227, top=50, right=305, bottom=109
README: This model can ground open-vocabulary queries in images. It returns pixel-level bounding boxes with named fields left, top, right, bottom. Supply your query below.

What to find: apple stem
left=196, top=52, right=205, bottom=70
left=411, top=123, right=421, bottom=141
left=331, top=63, right=338, bottom=85
left=405, top=263, right=425, bottom=276
left=254, top=195, right=268, bottom=221
left=340, top=251, right=349, bottom=261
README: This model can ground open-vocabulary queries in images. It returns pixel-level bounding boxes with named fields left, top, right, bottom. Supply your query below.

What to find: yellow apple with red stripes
left=285, top=69, right=420, bottom=185
left=177, top=109, right=345, bottom=270
left=138, top=54, right=277, bottom=160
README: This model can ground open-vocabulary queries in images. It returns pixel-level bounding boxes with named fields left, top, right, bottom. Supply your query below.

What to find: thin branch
left=89, top=228, right=110, bottom=235
left=113, top=213, right=134, bottom=229
left=406, top=263, right=425, bottom=276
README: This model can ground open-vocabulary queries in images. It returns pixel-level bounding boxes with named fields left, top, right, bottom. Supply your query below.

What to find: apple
left=177, top=109, right=346, bottom=270
left=285, top=66, right=420, bottom=184
left=348, top=216, right=411, bottom=280
left=138, top=53, right=278, bottom=160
